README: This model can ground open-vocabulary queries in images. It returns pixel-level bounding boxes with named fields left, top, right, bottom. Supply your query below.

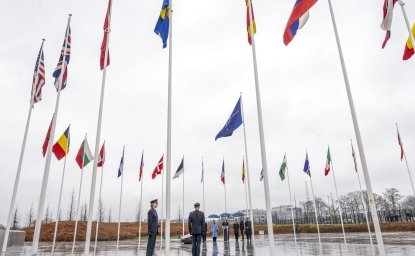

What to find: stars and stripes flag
left=52, top=25, right=71, bottom=91
left=303, top=152, right=311, bottom=177
left=152, top=155, right=164, bottom=179
left=100, top=0, right=111, bottom=70
left=351, top=142, right=358, bottom=172
left=31, top=42, right=46, bottom=104
left=220, top=160, right=225, bottom=184
left=381, top=0, right=398, bottom=48
left=97, top=142, right=106, bottom=167
left=139, top=151, right=144, bottom=181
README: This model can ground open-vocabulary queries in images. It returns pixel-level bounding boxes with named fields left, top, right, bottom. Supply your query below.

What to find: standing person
left=239, top=218, right=245, bottom=241
left=146, top=199, right=158, bottom=256
left=245, top=218, right=252, bottom=243
left=188, top=202, right=205, bottom=256
left=211, top=220, right=218, bottom=242
left=233, top=219, right=240, bottom=241
left=202, top=221, right=207, bottom=242
left=222, top=218, right=229, bottom=241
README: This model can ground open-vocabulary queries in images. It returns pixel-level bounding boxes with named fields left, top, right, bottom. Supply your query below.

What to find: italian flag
left=324, top=147, right=331, bottom=176
left=76, top=137, right=94, bottom=169
left=279, top=154, right=287, bottom=181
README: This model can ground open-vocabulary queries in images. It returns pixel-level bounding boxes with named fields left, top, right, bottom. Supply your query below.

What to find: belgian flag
left=52, top=126, right=70, bottom=160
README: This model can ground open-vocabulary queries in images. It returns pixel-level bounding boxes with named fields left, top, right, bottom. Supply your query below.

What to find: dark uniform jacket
left=245, top=220, right=252, bottom=235
left=233, top=222, right=240, bottom=233
left=147, top=208, right=158, bottom=235
left=188, top=210, right=205, bottom=235
left=239, top=220, right=245, bottom=231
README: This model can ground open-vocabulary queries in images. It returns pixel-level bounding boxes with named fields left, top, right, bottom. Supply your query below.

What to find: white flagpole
left=116, top=146, right=125, bottom=251
left=84, top=0, right=113, bottom=253
left=396, top=123, right=415, bottom=197
left=329, top=147, right=346, bottom=244
left=137, top=150, right=144, bottom=253
left=223, top=157, right=228, bottom=214
left=32, top=15, right=72, bottom=254
left=309, top=176, right=322, bottom=252
left=246, top=1, right=274, bottom=251
left=93, top=142, right=105, bottom=254
left=182, top=162, right=185, bottom=238
left=285, top=157, right=297, bottom=243
left=51, top=126, right=71, bottom=254
left=164, top=0, right=174, bottom=253
left=398, top=1, right=415, bottom=51
left=240, top=93, right=256, bottom=243
left=160, top=160, right=165, bottom=250
left=243, top=159, right=249, bottom=221
left=202, top=157, right=205, bottom=213
left=327, top=0, right=385, bottom=254
left=2, top=39, right=45, bottom=254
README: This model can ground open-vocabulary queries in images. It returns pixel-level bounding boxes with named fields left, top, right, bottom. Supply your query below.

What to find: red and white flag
left=152, top=155, right=163, bottom=179
left=42, top=114, right=54, bottom=157
left=139, top=151, right=144, bottom=181
left=100, top=0, right=111, bottom=70
left=380, top=0, right=398, bottom=48
left=32, top=43, right=46, bottom=104
left=97, top=142, right=106, bottom=167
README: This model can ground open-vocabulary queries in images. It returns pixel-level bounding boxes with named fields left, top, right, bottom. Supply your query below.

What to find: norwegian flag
left=31, top=42, right=46, bottom=104
left=97, top=142, right=106, bottom=167
left=151, top=155, right=163, bottom=179
left=52, top=25, right=71, bottom=91
left=139, top=151, right=144, bottom=181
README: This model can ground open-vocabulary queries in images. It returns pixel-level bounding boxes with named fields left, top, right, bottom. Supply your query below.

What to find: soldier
left=239, top=218, right=245, bottom=241
left=202, top=221, right=208, bottom=242
left=245, top=218, right=252, bottom=243
left=233, top=219, right=240, bottom=241
left=222, top=218, right=229, bottom=241
left=146, top=199, right=158, bottom=256
left=188, top=202, right=205, bottom=256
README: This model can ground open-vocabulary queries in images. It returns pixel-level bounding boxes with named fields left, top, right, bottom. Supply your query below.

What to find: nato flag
left=215, top=97, right=243, bottom=141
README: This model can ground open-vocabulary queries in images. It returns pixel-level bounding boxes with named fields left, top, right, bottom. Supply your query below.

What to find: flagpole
left=246, top=1, right=274, bottom=251
left=32, top=15, right=72, bottom=254
left=84, top=0, right=113, bottom=253
left=240, top=93, right=256, bottom=243
left=160, top=159, right=165, bottom=250
left=223, top=157, right=227, bottom=214
left=398, top=0, right=415, bottom=53
left=94, top=141, right=106, bottom=254
left=116, top=146, right=125, bottom=251
left=351, top=139, right=374, bottom=249
left=327, top=1, right=386, bottom=254
left=182, top=160, right=185, bottom=238
left=309, top=175, right=322, bottom=253
left=137, top=150, right=144, bottom=253
left=243, top=158, right=249, bottom=221
left=51, top=125, right=71, bottom=254
left=396, top=123, right=415, bottom=197
left=285, top=158, right=297, bottom=243
left=72, top=134, right=86, bottom=253
left=329, top=147, right=346, bottom=244
left=202, top=157, right=205, bottom=213
left=1, top=39, right=45, bottom=254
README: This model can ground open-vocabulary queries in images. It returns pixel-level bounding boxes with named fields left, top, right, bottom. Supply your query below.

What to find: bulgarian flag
left=279, top=154, right=287, bottom=181
left=75, top=137, right=94, bottom=169
left=324, top=147, right=332, bottom=176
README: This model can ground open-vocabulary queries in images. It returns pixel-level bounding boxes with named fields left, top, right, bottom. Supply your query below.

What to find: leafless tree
left=80, top=202, right=88, bottom=221
left=136, top=204, right=141, bottom=223
left=12, top=207, right=19, bottom=230
left=108, top=208, right=112, bottom=223
left=44, top=205, right=52, bottom=223
left=67, top=188, right=76, bottom=221
left=26, top=203, right=34, bottom=228
left=98, top=198, right=105, bottom=222
left=402, top=195, right=415, bottom=210
left=177, top=205, right=182, bottom=223
left=383, top=188, right=403, bottom=211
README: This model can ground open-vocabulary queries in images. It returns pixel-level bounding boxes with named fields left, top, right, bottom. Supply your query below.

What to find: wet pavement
left=4, top=232, right=415, bottom=255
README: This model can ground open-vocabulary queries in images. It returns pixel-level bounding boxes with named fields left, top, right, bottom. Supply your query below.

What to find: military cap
left=194, top=202, right=200, bottom=207
left=150, top=199, right=158, bottom=204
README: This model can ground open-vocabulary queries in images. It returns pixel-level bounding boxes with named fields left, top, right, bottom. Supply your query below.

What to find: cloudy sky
left=1, top=0, right=414, bottom=225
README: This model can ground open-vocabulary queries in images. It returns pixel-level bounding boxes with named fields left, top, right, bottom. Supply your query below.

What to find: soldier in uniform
left=239, top=218, right=245, bottom=241
left=188, top=202, right=205, bottom=256
left=202, top=221, right=208, bottom=242
left=146, top=199, right=158, bottom=256
left=233, top=219, right=240, bottom=241
left=245, top=218, right=252, bottom=243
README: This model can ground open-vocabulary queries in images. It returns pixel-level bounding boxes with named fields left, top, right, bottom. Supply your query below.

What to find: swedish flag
left=154, top=0, right=170, bottom=48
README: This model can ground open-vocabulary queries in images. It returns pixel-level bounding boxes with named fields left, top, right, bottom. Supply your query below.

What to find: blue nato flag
left=215, top=97, right=243, bottom=141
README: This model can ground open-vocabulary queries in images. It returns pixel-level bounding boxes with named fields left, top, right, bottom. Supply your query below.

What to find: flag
left=220, top=160, right=225, bottom=184
left=31, top=43, right=46, bottom=104
left=246, top=0, right=257, bottom=45
left=324, top=147, right=332, bottom=176
left=215, top=97, right=243, bottom=141
left=139, top=151, right=144, bottom=181
left=100, top=0, right=111, bottom=70
left=351, top=143, right=358, bottom=172
left=117, top=148, right=124, bottom=178
left=279, top=154, right=287, bottom=181
left=173, top=157, right=184, bottom=179
left=303, top=152, right=311, bottom=177
left=75, top=137, right=94, bottom=169
left=97, top=142, right=106, bottom=167
left=152, top=155, right=164, bottom=179
left=398, top=129, right=404, bottom=161
left=283, top=0, right=318, bottom=45
left=381, top=0, right=398, bottom=48
left=242, top=159, right=246, bottom=183
left=403, top=23, right=415, bottom=60
left=260, top=169, right=264, bottom=182
left=42, top=115, right=54, bottom=157
left=52, top=25, right=71, bottom=90
left=201, top=159, right=204, bottom=183
left=154, top=0, right=170, bottom=48
left=52, top=126, right=70, bottom=160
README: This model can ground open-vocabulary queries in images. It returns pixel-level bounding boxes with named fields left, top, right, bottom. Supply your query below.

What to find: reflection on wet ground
left=4, top=232, right=415, bottom=255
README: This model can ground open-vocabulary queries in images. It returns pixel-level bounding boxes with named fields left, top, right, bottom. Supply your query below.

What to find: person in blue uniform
left=188, top=202, right=205, bottom=256
left=146, top=199, right=158, bottom=256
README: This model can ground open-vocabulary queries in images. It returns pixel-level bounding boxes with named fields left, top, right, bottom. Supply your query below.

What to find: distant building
left=236, top=209, right=267, bottom=224
left=272, top=205, right=302, bottom=220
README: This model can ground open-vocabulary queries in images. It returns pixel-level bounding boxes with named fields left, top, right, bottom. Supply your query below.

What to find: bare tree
left=12, top=207, right=19, bottom=230
left=108, top=208, right=112, bottom=223
left=402, top=195, right=415, bottom=210
left=98, top=198, right=105, bottom=222
left=136, top=204, right=141, bottom=223
left=177, top=205, right=182, bottom=223
left=80, top=202, right=88, bottom=221
left=26, top=203, right=34, bottom=228
left=67, top=188, right=76, bottom=221
left=383, top=188, right=403, bottom=211
left=44, top=206, right=51, bottom=223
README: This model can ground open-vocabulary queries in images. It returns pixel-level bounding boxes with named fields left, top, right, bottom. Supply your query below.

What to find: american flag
left=52, top=26, right=71, bottom=91
left=303, top=152, right=311, bottom=177
left=32, top=43, right=45, bottom=104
